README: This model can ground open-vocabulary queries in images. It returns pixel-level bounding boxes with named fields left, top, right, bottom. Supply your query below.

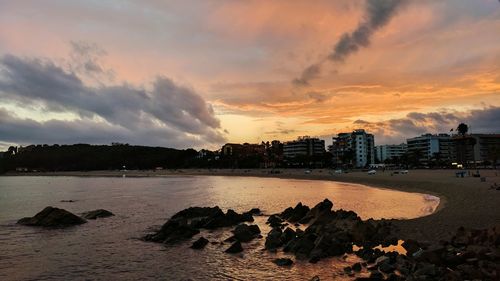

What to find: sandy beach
left=4, top=168, right=500, bottom=245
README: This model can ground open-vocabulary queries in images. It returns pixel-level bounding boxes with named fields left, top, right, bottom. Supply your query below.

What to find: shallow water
left=0, top=176, right=439, bottom=280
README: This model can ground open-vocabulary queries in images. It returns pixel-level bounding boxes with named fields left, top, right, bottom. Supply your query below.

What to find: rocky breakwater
left=264, top=199, right=397, bottom=263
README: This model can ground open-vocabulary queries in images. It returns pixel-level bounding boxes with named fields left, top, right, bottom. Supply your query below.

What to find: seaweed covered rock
left=82, top=209, right=114, bottom=220
left=17, top=206, right=87, bottom=227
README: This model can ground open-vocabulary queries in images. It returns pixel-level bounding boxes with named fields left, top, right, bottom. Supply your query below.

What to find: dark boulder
left=402, top=239, right=421, bottom=256
left=280, top=207, right=294, bottom=220
left=233, top=224, right=261, bottom=242
left=82, top=209, right=114, bottom=220
left=191, top=236, right=209, bottom=249
left=288, top=233, right=316, bottom=258
left=246, top=208, right=261, bottom=215
left=273, top=258, right=293, bottom=266
left=267, top=215, right=284, bottom=228
left=265, top=227, right=283, bottom=250
left=351, top=220, right=377, bottom=245
left=225, top=241, right=243, bottom=253
left=143, top=218, right=200, bottom=243
left=171, top=206, right=223, bottom=220
left=281, top=227, right=296, bottom=244
left=17, top=206, right=86, bottom=227
left=299, top=199, right=333, bottom=224
left=284, top=203, right=310, bottom=222
left=352, top=262, right=362, bottom=272
left=203, top=209, right=254, bottom=229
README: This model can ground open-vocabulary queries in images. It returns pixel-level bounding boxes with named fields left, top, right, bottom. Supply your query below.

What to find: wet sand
left=4, top=168, right=500, bottom=244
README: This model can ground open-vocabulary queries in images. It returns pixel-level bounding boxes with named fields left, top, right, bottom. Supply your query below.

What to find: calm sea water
left=0, top=176, right=439, bottom=281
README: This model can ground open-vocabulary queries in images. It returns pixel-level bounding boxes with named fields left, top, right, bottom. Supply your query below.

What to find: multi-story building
left=329, top=129, right=375, bottom=168
left=406, top=134, right=452, bottom=165
left=452, top=134, right=500, bottom=165
left=221, top=143, right=266, bottom=157
left=375, top=143, right=407, bottom=162
left=283, top=136, right=325, bottom=158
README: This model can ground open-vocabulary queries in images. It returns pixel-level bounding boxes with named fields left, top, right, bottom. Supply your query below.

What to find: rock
left=171, top=206, right=223, bottom=220
left=60, top=200, right=76, bottom=203
left=233, top=224, right=261, bottom=242
left=225, top=241, right=243, bottom=253
left=17, top=206, right=86, bottom=227
left=82, top=209, right=114, bottom=220
left=283, top=203, right=310, bottom=222
left=299, top=199, right=333, bottom=224
left=267, top=215, right=284, bottom=228
left=247, top=208, right=261, bottom=215
left=288, top=234, right=316, bottom=257
left=352, top=262, right=362, bottom=272
left=281, top=227, right=296, bottom=244
left=143, top=218, right=200, bottom=243
left=369, top=271, right=384, bottom=280
left=273, top=258, right=293, bottom=266
left=265, top=227, right=283, bottom=250
left=191, top=237, right=209, bottom=249
left=413, top=262, right=437, bottom=277
left=280, top=207, right=294, bottom=220
left=309, top=276, right=320, bottom=281
left=225, top=209, right=254, bottom=225
left=351, top=220, right=377, bottom=244
left=402, top=239, right=421, bottom=256
left=378, top=261, right=395, bottom=273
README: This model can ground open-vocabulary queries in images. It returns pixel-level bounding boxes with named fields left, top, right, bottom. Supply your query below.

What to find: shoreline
left=3, top=168, right=500, bottom=244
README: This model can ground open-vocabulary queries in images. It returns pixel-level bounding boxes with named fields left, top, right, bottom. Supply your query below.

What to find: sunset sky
left=0, top=0, right=499, bottom=150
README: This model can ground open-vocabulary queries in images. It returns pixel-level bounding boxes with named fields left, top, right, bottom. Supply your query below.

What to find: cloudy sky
left=0, top=0, right=499, bottom=150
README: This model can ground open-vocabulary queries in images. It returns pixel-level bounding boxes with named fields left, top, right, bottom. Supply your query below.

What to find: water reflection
left=0, top=176, right=438, bottom=280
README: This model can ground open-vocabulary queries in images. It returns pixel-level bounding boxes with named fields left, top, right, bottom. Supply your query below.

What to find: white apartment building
left=375, top=143, right=407, bottom=162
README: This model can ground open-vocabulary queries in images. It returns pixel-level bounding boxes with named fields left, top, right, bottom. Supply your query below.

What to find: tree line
left=0, top=144, right=199, bottom=173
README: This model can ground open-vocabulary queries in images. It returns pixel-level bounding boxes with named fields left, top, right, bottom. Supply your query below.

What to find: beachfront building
left=406, top=134, right=452, bottom=165
left=452, top=134, right=500, bottom=166
left=283, top=136, right=325, bottom=158
left=329, top=129, right=375, bottom=168
left=375, top=143, right=407, bottom=162
left=220, top=143, right=267, bottom=168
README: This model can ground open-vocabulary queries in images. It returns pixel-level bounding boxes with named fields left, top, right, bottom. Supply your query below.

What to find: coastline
left=3, top=168, right=500, bottom=244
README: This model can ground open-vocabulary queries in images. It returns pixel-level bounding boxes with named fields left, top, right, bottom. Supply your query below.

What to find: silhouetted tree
left=457, top=123, right=468, bottom=137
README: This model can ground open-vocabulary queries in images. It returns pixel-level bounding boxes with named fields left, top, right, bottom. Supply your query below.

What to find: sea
left=0, top=176, right=439, bottom=280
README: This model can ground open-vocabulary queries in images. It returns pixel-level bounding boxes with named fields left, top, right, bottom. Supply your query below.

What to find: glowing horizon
left=0, top=0, right=499, bottom=150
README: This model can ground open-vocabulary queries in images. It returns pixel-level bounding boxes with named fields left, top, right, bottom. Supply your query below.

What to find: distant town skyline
left=0, top=0, right=499, bottom=151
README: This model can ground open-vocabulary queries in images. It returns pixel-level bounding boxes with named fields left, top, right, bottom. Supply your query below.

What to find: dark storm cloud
left=329, top=0, right=406, bottom=62
left=0, top=54, right=225, bottom=148
left=353, top=106, right=500, bottom=144
left=0, top=108, right=218, bottom=148
left=294, top=0, right=406, bottom=85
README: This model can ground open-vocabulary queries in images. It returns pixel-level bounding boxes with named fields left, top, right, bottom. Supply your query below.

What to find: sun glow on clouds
left=0, top=0, right=499, bottom=148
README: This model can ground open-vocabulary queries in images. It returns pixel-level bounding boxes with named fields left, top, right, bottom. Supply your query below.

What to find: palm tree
left=456, top=123, right=470, bottom=166
left=457, top=123, right=468, bottom=137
